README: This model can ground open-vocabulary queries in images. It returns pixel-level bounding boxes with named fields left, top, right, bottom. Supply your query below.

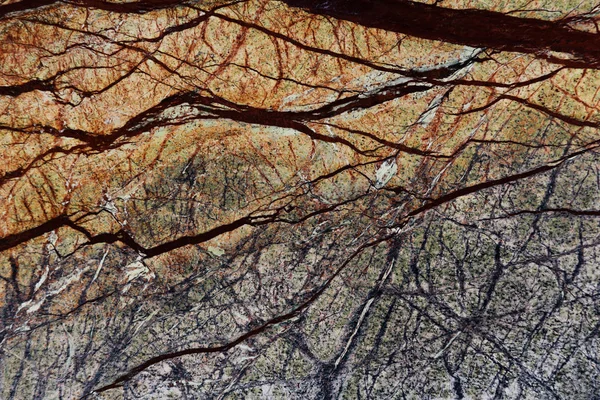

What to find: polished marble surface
left=1, top=1, right=600, bottom=398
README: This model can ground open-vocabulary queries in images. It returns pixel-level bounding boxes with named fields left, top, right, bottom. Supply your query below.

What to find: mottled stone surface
left=1, top=1, right=600, bottom=399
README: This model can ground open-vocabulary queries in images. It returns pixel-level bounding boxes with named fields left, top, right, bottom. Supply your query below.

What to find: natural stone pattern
left=1, top=1, right=600, bottom=399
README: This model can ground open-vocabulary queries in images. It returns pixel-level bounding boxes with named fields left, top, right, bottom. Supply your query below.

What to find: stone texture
left=1, top=1, right=600, bottom=399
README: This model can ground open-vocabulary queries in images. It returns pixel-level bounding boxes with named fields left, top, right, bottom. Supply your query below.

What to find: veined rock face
left=1, top=1, right=600, bottom=398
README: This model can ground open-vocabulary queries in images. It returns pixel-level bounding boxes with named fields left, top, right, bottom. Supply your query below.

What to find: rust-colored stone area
left=1, top=1, right=600, bottom=398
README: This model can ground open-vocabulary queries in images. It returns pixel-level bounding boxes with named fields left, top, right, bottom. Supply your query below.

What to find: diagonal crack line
left=0, top=214, right=79, bottom=252
left=0, top=0, right=197, bottom=20
left=0, top=189, right=356, bottom=256
left=210, top=10, right=485, bottom=80
left=283, top=0, right=600, bottom=69
left=0, top=79, right=435, bottom=188
left=398, top=142, right=600, bottom=220
left=88, top=232, right=392, bottom=397
left=0, top=208, right=277, bottom=255
left=140, top=211, right=280, bottom=258
left=71, top=193, right=363, bottom=257
left=88, top=306, right=303, bottom=396
left=0, top=160, right=371, bottom=253
left=5, top=71, right=569, bottom=184
left=454, top=94, right=600, bottom=129
left=481, top=208, right=600, bottom=219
